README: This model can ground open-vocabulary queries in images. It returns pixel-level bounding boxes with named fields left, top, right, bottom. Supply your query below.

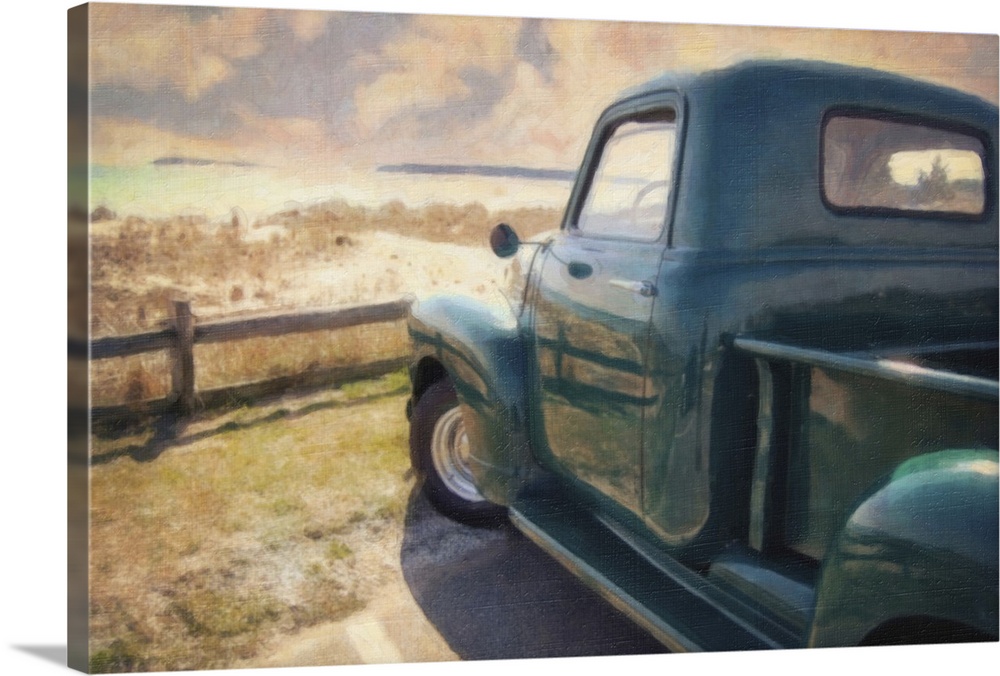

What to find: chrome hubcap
left=430, top=406, right=484, bottom=503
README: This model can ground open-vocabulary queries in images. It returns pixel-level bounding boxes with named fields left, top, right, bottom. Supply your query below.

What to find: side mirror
left=490, top=223, right=520, bottom=258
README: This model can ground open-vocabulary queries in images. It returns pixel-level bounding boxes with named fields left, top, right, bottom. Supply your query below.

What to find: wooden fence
left=70, top=299, right=412, bottom=428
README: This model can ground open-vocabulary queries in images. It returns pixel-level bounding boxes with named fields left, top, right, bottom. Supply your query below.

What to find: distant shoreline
left=378, top=163, right=576, bottom=182
left=152, top=156, right=258, bottom=168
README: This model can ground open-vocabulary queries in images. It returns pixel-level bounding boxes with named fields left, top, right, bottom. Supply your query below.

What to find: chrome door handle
left=609, top=279, right=657, bottom=297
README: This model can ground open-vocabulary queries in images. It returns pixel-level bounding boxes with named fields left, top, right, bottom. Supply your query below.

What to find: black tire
left=409, top=379, right=504, bottom=526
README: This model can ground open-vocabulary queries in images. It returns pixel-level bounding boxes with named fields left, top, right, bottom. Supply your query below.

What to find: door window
left=575, top=109, right=678, bottom=240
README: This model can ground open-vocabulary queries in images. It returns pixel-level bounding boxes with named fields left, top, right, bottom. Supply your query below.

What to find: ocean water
left=85, top=163, right=573, bottom=223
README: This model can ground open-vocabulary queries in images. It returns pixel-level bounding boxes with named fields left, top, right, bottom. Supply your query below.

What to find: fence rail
left=70, top=299, right=412, bottom=427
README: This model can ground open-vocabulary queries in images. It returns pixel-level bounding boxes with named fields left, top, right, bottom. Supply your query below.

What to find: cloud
left=89, top=4, right=270, bottom=101
left=89, top=8, right=409, bottom=156
left=517, top=19, right=557, bottom=83
left=284, top=10, right=331, bottom=43
left=351, top=15, right=522, bottom=135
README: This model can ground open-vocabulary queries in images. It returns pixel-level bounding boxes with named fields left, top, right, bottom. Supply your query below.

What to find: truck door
left=531, top=99, right=679, bottom=514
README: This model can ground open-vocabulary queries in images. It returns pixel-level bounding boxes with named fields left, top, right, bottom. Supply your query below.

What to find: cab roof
left=623, top=60, right=997, bottom=127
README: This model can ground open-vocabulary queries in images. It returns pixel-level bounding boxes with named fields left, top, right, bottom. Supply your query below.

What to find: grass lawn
left=88, top=371, right=414, bottom=672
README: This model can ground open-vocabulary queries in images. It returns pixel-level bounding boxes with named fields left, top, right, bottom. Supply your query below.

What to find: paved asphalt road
left=400, top=487, right=669, bottom=661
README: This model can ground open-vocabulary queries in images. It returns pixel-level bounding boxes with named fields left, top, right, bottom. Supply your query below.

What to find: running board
left=508, top=501, right=779, bottom=653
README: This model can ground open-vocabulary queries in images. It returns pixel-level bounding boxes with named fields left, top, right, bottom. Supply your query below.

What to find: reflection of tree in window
left=914, top=155, right=955, bottom=206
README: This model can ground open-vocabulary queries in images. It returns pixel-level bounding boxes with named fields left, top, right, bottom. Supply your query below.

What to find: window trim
left=819, top=107, right=993, bottom=223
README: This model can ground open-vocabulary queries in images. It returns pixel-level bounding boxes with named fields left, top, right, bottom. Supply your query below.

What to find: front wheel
left=409, top=380, right=503, bottom=526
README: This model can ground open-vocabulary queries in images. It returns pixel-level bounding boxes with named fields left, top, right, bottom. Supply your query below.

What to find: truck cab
left=406, top=60, right=998, bottom=650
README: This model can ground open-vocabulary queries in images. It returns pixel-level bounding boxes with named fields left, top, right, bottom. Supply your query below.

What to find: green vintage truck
left=405, top=60, right=998, bottom=650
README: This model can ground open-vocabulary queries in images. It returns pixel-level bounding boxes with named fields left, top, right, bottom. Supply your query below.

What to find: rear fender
left=408, top=295, right=532, bottom=504
left=809, top=449, right=999, bottom=647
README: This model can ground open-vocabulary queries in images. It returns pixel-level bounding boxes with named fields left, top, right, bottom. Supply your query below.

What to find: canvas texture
left=67, top=3, right=999, bottom=673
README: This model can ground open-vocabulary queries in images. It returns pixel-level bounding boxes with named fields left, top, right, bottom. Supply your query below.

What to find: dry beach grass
left=88, top=200, right=559, bottom=406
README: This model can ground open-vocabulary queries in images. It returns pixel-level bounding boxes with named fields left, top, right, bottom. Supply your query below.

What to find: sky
left=74, top=1, right=998, bottom=192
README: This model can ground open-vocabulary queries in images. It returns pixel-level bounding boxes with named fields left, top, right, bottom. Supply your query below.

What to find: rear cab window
left=822, top=113, right=987, bottom=218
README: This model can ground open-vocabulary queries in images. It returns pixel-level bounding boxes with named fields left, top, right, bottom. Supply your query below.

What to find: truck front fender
left=809, top=449, right=999, bottom=647
left=408, top=295, right=533, bottom=505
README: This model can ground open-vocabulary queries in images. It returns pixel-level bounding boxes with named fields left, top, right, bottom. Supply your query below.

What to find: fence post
left=171, top=300, right=196, bottom=416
